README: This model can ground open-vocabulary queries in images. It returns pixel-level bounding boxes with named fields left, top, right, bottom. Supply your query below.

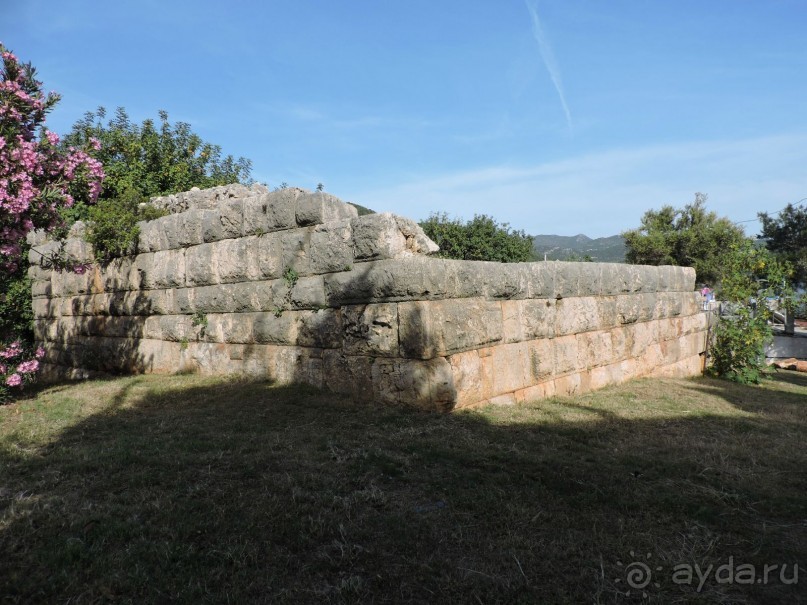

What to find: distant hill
left=532, top=234, right=626, bottom=263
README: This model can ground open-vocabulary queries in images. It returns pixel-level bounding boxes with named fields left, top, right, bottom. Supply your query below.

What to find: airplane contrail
left=525, top=0, right=573, bottom=131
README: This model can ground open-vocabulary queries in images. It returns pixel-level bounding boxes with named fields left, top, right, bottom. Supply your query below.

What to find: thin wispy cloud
left=525, top=0, right=572, bottom=131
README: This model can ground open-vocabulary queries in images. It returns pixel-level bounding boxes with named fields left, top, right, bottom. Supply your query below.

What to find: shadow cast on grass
left=1, top=374, right=805, bottom=604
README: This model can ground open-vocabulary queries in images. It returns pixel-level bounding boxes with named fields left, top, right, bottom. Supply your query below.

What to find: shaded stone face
left=32, top=185, right=707, bottom=410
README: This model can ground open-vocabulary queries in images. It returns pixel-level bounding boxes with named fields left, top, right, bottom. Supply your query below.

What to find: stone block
left=491, top=342, right=531, bottom=395
left=371, top=358, right=456, bottom=411
left=219, top=198, right=244, bottom=238
left=616, top=294, right=642, bottom=325
left=322, top=352, right=374, bottom=399
left=202, top=210, right=225, bottom=243
left=256, top=232, right=283, bottom=280
left=514, top=381, right=555, bottom=404
left=601, top=264, right=633, bottom=296
left=553, top=334, right=580, bottom=375
left=523, top=262, right=555, bottom=299
left=216, top=237, right=260, bottom=283
left=296, top=192, right=357, bottom=226
left=576, top=263, right=603, bottom=296
left=554, top=262, right=582, bottom=298
left=554, top=373, right=587, bottom=397
left=158, top=213, right=183, bottom=250
left=399, top=298, right=502, bottom=359
left=185, top=243, right=218, bottom=287
left=555, top=296, right=600, bottom=335
left=342, top=303, right=398, bottom=356
left=455, top=262, right=528, bottom=300
left=258, top=189, right=300, bottom=231
left=253, top=311, right=299, bottom=345
left=324, top=257, right=461, bottom=305
left=502, top=299, right=555, bottom=342
left=310, top=220, right=354, bottom=274
left=526, top=338, right=554, bottom=381
left=152, top=249, right=186, bottom=288
left=135, top=252, right=157, bottom=290
left=351, top=213, right=407, bottom=261
left=576, top=330, right=612, bottom=369
left=448, top=350, right=485, bottom=407
left=193, top=284, right=237, bottom=313
left=297, top=309, right=342, bottom=348
left=289, top=275, right=327, bottom=309
left=280, top=229, right=311, bottom=275
left=159, top=315, right=195, bottom=342
left=177, top=210, right=206, bottom=247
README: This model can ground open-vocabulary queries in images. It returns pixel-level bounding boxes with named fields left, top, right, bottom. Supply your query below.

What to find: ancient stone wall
left=28, top=185, right=708, bottom=410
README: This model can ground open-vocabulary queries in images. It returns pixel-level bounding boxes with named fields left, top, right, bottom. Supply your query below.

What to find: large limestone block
left=342, top=303, right=399, bottom=356
left=502, top=299, right=555, bottom=343
left=177, top=209, right=207, bottom=247
left=215, top=238, right=260, bottom=283
left=297, top=309, right=342, bottom=349
left=524, top=338, right=554, bottom=383
left=522, top=262, right=555, bottom=299
left=491, top=342, right=532, bottom=395
left=253, top=311, right=299, bottom=345
left=351, top=213, right=407, bottom=261
left=185, top=243, right=219, bottom=287
left=576, top=263, right=603, bottom=296
left=554, top=296, right=601, bottom=336
left=134, top=252, right=156, bottom=290
left=296, top=192, right=357, bottom=226
left=310, top=220, right=354, bottom=274
left=280, top=229, right=312, bottom=275
left=576, top=330, right=613, bottom=369
left=322, top=352, right=375, bottom=399
left=152, top=249, right=186, bottom=289
left=289, top=276, right=327, bottom=309
left=371, top=357, right=456, bottom=411
left=554, top=262, right=583, bottom=299
left=553, top=334, right=580, bottom=376
left=399, top=298, right=503, bottom=359
left=324, top=257, right=461, bottom=305
left=158, top=314, right=196, bottom=342
left=454, top=262, right=529, bottom=300
left=201, top=210, right=225, bottom=243
left=448, top=350, right=487, bottom=407
left=255, top=189, right=301, bottom=232
left=219, top=198, right=244, bottom=239
left=255, top=232, right=283, bottom=280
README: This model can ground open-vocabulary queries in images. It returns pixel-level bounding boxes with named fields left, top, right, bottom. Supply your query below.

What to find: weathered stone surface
left=185, top=243, right=218, bottom=287
left=280, top=229, right=311, bottom=275
left=216, top=238, right=259, bottom=283
left=393, top=216, right=439, bottom=255
left=372, top=358, right=456, bottom=410
left=399, top=298, right=502, bottom=359
left=296, top=192, right=357, bottom=226
left=219, top=198, right=244, bottom=238
left=152, top=249, right=186, bottom=288
left=555, top=296, right=600, bottom=335
left=352, top=213, right=407, bottom=261
left=502, top=299, right=555, bottom=342
left=256, top=232, right=283, bottom=280
left=324, top=257, right=461, bottom=304
left=310, top=220, right=353, bottom=274
left=342, top=303, right=398, bottom=356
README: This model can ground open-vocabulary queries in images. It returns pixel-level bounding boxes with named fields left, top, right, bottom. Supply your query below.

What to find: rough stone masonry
left=27, top=184, right=708, bottom=411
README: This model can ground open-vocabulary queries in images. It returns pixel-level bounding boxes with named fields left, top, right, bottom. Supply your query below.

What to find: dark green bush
left=86, top=188, right=168, bottom=262
left=419, top=213, right=535, bottom=263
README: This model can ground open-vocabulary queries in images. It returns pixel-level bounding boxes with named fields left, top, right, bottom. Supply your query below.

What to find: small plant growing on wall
left=191, top=312, right=208, bottom=338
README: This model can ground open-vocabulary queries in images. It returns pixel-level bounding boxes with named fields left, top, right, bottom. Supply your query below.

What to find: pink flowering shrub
left=0, top=42, right=104, bottom=273
left=0, top=340, right=44, bottom=402
left=1, top=42, right=104, bottom=402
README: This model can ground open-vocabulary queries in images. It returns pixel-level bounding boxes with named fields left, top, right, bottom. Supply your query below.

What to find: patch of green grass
left=1, top=372, right=806, bottom=603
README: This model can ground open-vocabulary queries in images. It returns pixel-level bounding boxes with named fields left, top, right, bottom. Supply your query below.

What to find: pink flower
left=89, top=137, right=101, bottom=151
left=45, top=130, right=60, bottom=146
left=35, top=346, right=45, bottom=359
left=5, top=373, right=22, bottom=387
left=17, top=360, right=39, bottom=374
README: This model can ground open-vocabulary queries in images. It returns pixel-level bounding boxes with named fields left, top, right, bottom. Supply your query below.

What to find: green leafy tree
left=622, top=193, right=746, bottom=285
left=419, top=213, right=535, bottom=263
left=63, top=107, right=252, bottom=205
left=62, top=107, right=252, bottom=261
left=708, top=240, right=798, bottom=383
left=758, top=202, right=807, bottom=287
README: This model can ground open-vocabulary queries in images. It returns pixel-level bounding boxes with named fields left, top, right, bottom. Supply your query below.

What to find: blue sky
left=5, top=0, right=807, bottom=237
